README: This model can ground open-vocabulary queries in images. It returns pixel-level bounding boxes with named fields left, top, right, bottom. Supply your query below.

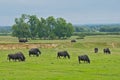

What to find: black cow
left=103, top=48, right=111, bottom=54
left=94, top=48, right=98, bottom=53
left=71, top=39, right=76, bottom=42
left=19, top=38, right=28, bottom=43
left=78, top=55, right=90, bottom=64
left=57, top=51, right=70, bottom=59
left=16, top=52, right=26, bottom=61
left=29, top=48, right=41, bottom=57
left=7, top=52, right=25, bottom=61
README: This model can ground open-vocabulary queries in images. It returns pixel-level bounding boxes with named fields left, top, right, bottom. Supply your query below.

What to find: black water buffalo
left=71, top=39, right=76, bottom=42
left=57, top=51, right=70, bottom=59
left=7, top=52, right=25, bottom=61
left=19, top=38, right=28, bottom=43
left=103, top=48, right=111, bottom=54
left=78, top=55, right=90, bottom=64
left=94, top=48, right=98, bottom=53
left=29, top=48, right=41, bottom=57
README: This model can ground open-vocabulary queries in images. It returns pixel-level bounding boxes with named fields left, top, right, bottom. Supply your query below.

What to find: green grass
left=0, top=35, right=120, bottom=80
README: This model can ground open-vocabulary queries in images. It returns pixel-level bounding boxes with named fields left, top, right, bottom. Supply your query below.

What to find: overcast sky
left=0, top=0, right=120, bottom=26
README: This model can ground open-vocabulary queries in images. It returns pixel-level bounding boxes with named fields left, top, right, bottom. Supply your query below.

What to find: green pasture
left=0, top=35, right=120, bottom=80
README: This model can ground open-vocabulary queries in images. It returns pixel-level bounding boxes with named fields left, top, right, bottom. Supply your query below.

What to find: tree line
left=74, top=24, right=120, bottom=32
left=1, top=18, right=120, bottom=37
left=12, top=14, right=74, bottom=40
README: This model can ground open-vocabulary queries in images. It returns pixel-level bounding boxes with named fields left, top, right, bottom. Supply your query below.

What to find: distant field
left=0, top=35, right=120, bottom=80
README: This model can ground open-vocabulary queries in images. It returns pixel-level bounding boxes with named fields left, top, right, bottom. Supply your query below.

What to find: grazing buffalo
left=29, top=48, right=41, bottom=57
left=78, top=55, right=90, bottom=64
left=7, top=52, right=25, bottom=61
left=71, top=39, right=76, bottom=42
left=94, top=48, right=98, bottom=53
left=19, top=38, right=28, bottom=43
left=57, top=51, right=70, bottom=59
left=103, top=48, right=111, bottom=54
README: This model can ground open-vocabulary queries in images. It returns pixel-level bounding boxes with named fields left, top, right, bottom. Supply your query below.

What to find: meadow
left=0, top=35, right=120, bottom=80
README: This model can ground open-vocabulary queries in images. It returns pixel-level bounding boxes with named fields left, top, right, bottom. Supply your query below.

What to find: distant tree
left=37, top=17, right=48, bottom=39
left=54, top=18, right=74, bottom=39
left=66, top=23, right=74, bottom=37
left=12, top=14, right=30, bottom=40
left=0, top=26, right=11, bottom=34
left=46, top=16, right=56, bottom=39
left=27, top=15, right=40, bottom=39
left=99, top=26, right=120, bottom=32
left=38, top=17, right=74, bottom=39
left=12, top=14, right=74, bottom=40
left=54, top=18, right=66, bottom=39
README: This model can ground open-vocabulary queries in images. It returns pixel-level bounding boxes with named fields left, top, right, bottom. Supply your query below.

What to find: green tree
left=46, top=16, right=56, bottom=39
left=12, top=14, right=30, bottom=40
left=37, top=17, right=48, bottom=39
left=54, top=18, right=74, bottom=39
left=12, top=14, right=74, bottom=40
left=27, top=15, right=40, bottom=39
left=65, top=23, right=74, bottom=37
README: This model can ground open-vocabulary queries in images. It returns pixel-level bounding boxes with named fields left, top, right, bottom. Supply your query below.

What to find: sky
left=0, top=0, right=120, bottom=26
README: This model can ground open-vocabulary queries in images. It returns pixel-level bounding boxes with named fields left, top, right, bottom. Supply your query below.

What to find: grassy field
left=0, top=35, right=120, bottom=80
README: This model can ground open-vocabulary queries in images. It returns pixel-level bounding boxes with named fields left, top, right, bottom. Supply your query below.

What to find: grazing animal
left=7, top=52, right=25, bottom=61
left=19, top=38, right=28, bottom=43
left=57, top=51, right=70, bottom=59
left=103, top=48, right=111, bottom=54
left=71, top=39, right=76, bottom=42
left=29, top=48, right=41, bottom=57
left=78, top=55, right=90, bottom=64
left=16, top=52, right=26, bottom=61
left=94, top=48, right=98, bottom=53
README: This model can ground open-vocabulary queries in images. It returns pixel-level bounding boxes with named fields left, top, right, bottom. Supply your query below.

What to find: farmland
left=0, top=35, right=120, bottom=80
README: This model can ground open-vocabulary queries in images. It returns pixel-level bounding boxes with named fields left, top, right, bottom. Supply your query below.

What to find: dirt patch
left=0, top=43, right=58, bottom=50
